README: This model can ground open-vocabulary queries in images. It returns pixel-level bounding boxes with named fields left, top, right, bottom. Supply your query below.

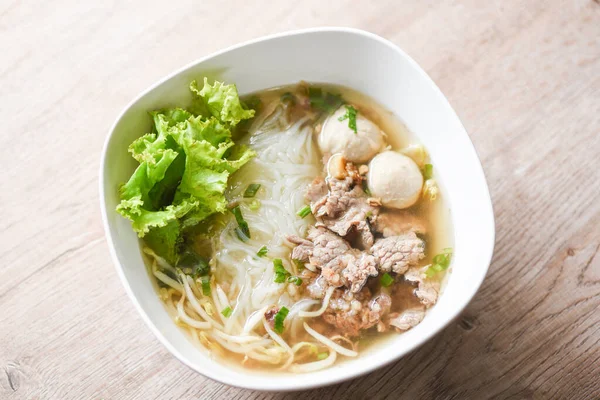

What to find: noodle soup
left=127, top=81, right=452, bottom=372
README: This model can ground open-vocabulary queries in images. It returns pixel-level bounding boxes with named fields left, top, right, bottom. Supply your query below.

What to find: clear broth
left=147, top=82, right=454, bottom=372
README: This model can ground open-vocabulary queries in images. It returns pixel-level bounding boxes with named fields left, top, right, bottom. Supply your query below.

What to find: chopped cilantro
left=338, top=105, right=358, bottom=133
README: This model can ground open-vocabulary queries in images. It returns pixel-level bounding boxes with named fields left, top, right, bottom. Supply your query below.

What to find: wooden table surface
left=2, top=1, right=599, bottom=399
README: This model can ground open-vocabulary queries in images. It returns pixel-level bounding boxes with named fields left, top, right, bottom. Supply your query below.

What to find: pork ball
left=318, top=106, right=386, bottom=163
left=368, top=151, right=423, bottom=209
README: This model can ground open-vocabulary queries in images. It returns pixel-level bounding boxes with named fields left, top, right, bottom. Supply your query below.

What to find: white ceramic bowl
left=100, top=27, right=495, bottom=391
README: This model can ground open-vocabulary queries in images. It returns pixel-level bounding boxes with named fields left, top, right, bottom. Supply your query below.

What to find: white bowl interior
left=100, top=28, right=494, bottom=391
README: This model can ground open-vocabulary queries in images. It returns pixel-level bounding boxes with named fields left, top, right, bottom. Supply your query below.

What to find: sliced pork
left=374, top=210, right=428, bottom=237
left=388, top=308, right=426, bottom=331
left=371, top=232, right=425, bottom=274
left=322, top=287, right=391, bottom=337
left=288, top=227, right=377, bottom=293
left=306, top=162, right=379, bottom=248
left=288, top=226, right=350, bottom=266
left=404, top=266, right=440, bottom=307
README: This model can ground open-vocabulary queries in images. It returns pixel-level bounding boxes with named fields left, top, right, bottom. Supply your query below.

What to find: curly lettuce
left=191, top=78, right=255, bottom=125
left=116, top=79, right=255, bottom=264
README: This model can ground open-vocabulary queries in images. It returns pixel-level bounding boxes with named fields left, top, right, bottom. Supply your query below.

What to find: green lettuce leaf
left=176, top=137, right=255, bottom=213
left=117, top=195, right=198, bottom=236
left=119, top=148, right=179, bottom=211
left=184, top=115, right=231, bottom=147
left=143, top=219, right=183, bottom=265
left=116, top=78, right=256, bottom=264
left=160, top=108, right=193, bottom=125
left=191, top=78, right=255, bottom=126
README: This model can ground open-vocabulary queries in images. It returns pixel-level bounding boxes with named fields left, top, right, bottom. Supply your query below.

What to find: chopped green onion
left=365, top=211, right=373, bottom=219
left=425, top=249, right=453, bottom=278
left=297, top=205, right=311, bottom=218
left=432, top=252, right=451, bottom=268
left=281, top=92, right=295, bottom=105
left=201, top=276, right=211, bottom=296
left=338, top=105, right=358, bottom=133
left=243, top=183, right=261, bottom=198
left=231, top=206, right=247, bottom=229
left=273, top=259, right=290, bottom=283
left=249, top=199, right=261, bottom=210
left=425, top=264, right=443, bottom=278
left=273, top=306, right=290, bottom=334
left=308, top=87, right=344, bottom=114
left=273, top=259, right=302, bottom=285
left=380, top=272, right=394, bottom=287
left=221, top=306, right=232, bottom=318
left=231, top=206, right=250, bottom=240
left=422, top=164, right=433, bottom=180
left=287, top=276, right=303, bottom=286
left=317, top=352, right=328, bottom=360
left=257, top=246, right=268, bottom=257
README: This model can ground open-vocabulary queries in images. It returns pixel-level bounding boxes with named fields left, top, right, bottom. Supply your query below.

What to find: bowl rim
left=99, top=26, right=495, bottom=391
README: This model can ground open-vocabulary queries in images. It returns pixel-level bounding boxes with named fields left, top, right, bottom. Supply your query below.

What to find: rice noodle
left=303, top=322, right=358, bottom=357
left=299, top=286, right=335, bottom=317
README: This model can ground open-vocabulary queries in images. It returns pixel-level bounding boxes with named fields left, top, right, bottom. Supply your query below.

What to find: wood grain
left=1, top=0, right=599, bottom=399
